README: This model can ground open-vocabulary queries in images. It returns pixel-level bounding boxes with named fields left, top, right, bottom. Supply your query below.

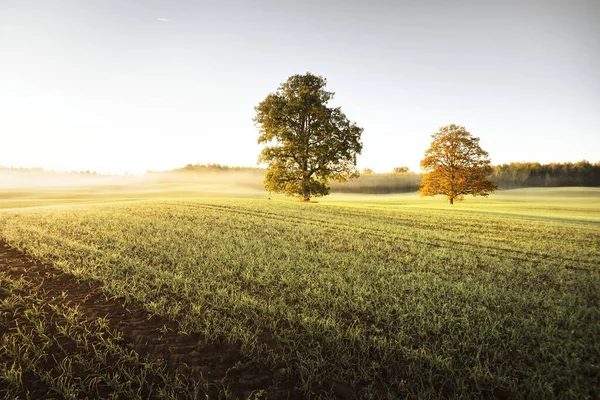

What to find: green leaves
left=255, top=73, right=363, bottom=201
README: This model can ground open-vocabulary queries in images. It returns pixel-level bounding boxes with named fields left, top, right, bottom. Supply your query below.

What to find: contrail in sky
left=157, top=17, right=171, bottom=22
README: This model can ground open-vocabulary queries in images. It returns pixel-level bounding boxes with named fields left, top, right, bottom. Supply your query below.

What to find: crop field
left=0, top=248, right=216, bottom=399
left=0, top=187, right=599, bottom=398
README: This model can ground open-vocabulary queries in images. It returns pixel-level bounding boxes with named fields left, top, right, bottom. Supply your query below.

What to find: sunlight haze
left=1, top=0, right=598, bottom=174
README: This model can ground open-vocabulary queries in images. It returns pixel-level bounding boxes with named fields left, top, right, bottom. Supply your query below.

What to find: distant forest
left=168, top=161, right=600, bottom=194
left=491, top=160, right=600, bottom=189
left=170, top=163, right=263, bottom=173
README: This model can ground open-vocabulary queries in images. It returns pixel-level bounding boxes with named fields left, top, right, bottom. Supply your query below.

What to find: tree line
left=492, top=161, right=600, bottom=188
left=170, top=163, right=262, bottom=173
left=166, top=161, right=600, bottom=191
left=328, top=161, right=600, bottom=195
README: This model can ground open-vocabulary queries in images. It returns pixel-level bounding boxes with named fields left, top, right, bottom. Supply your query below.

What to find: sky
left=1, top=0, right=599, bottom=174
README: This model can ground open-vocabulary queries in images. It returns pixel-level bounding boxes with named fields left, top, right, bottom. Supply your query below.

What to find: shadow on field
left=0, top=241, right=306, bottom=399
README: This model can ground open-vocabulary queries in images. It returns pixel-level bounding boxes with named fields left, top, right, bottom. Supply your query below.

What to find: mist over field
left=2, top=159, right=598, bottom=204
left=0, top=169, right=266, bottom=204
left=0, top=168, right=419, bottom=205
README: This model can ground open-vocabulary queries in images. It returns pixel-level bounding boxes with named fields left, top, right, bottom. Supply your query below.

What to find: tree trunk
left=302, top=176, right=310, bottom=202
left=449, top=197, right=454, bottom=205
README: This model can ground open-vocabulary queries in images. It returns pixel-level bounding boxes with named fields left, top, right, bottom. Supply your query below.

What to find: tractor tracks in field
left=167, top=202, right=600, bottom=271
left=0, top=240, right=304, bottom=399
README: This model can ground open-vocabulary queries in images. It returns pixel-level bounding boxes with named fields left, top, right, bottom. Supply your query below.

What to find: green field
left=1, top=186, right=599, bottom=398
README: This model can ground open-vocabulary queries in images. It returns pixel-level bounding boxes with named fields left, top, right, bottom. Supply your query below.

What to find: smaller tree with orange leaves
left=419, top=124, right=496, bottom=204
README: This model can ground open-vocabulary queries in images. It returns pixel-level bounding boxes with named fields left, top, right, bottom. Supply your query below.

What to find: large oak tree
left=254, top=73, right=363, bottom=201
left=419, top=124, right=496, bottom=204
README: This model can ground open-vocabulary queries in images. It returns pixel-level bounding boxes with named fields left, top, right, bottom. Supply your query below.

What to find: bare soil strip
left=0, top=241, right=304, bottom=399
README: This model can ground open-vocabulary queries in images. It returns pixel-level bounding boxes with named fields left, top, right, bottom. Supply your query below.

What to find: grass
left=0, top=271, right=216, bottom=399
left=321, top=188, right=600, bottom=226
left=0, top=185, right=599, bottom=398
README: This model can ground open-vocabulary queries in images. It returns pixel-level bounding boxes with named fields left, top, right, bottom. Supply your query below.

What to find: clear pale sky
left=1, top=0, right=598, bottom=174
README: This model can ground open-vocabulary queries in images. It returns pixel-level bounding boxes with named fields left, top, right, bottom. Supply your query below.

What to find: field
left=1, top=183, right=599, bottom=399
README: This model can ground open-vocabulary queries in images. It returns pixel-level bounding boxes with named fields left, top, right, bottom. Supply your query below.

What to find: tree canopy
left=419, top=124, right=496, bottom=204
left=254, top=73, right=363, bottom=201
